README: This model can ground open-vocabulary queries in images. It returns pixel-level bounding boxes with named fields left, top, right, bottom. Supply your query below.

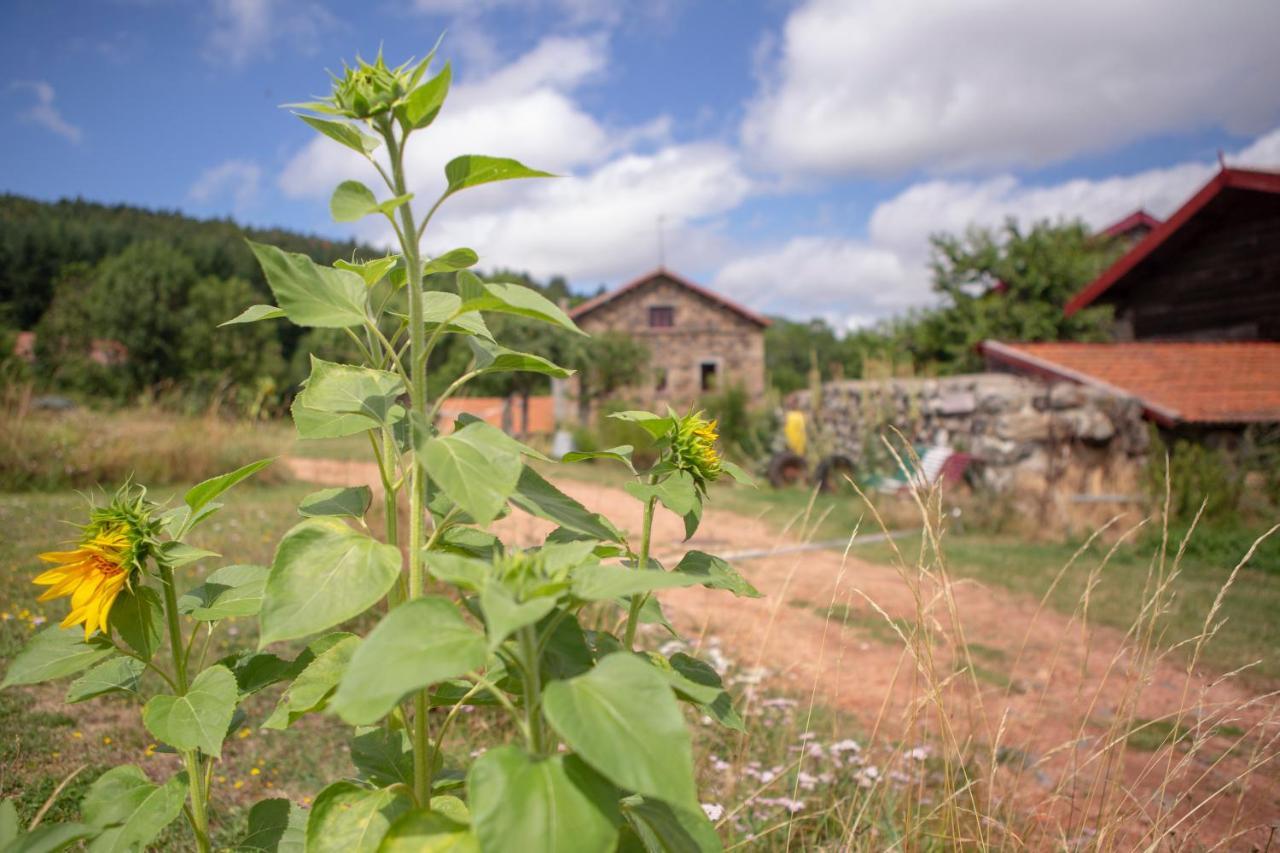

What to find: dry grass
left=691, top=440, right=1280, bottom=850
left=0, top=384, right=291, bottom=491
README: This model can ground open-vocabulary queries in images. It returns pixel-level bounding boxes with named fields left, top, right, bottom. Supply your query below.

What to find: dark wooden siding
left=1108, top=189, right=1280, bottom=341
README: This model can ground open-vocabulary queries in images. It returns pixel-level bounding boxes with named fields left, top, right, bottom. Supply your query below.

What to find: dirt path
left=286, top=456, right=1280, bottom=845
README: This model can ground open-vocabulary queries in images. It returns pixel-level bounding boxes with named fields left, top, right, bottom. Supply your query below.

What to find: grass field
left=0, top=481, right=952, bottom=849
left=3, top=430, right=1278, bottom=847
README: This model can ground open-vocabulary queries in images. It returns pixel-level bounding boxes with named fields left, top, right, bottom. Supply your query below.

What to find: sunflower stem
left=624, top=477, right=659, bottom=651
left=159, top=560, right=210, bottom=853
left=383, top=116, right=435, bottom=810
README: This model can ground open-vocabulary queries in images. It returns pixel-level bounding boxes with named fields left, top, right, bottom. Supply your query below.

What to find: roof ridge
left=568, top=268, right=771, bottom=328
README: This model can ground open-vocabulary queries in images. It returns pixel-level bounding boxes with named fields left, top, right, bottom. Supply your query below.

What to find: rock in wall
left=785, top=373, right=1150, bottom=528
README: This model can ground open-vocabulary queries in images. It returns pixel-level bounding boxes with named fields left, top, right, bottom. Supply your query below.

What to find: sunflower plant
left=3, top=45, right=759, bottom=853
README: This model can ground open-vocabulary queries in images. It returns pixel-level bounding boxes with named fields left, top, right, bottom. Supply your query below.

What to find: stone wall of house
left=574, top=275, right=766, bottom=414
left=786, top=373, right=1151, bottom=527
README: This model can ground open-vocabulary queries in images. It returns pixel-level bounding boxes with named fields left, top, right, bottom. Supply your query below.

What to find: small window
left=654, top=367, right=668, bottom=392
left=700, top=361, right=718, bottom=392
left=648, top=305, right=674, bottom=328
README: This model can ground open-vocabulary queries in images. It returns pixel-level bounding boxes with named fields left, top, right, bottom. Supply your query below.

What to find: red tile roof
left=1101, top=209, right=1160, bottom=239
left=1066, top=167, right=1280, bottom=316
left=438, top=395, right=556, bottom=435
left=570, top=267, right=771, bottom=328
left=979, top=340, right=1280, bottom=425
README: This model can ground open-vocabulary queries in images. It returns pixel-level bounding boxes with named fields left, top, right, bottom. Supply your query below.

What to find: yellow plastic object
left=783, top=410, right=806, bottom=456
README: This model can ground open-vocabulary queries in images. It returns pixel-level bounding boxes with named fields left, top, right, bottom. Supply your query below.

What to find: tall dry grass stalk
left=684, top=437, right=1279, bottom=851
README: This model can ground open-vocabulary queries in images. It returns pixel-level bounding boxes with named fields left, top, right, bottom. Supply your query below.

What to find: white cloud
left=714, top=126, right=1280, bottom=329
left=205, top=0, right=337, bottom=68
left=743, top=0, right=1280, bottom=177
left=279, top=36, right=619, bottom=200
left=277, top=36, right=743, bottom=283
left=411, top=0, right=655, bottom=29
left=424, top=143, right=749, bottom=282
left=11, top=81, right=82, bottom=144
left=189, top=159, right=263, bottom=212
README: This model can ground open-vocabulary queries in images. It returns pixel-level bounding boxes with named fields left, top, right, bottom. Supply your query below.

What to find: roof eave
left=978, top=340, right=1183, bottom=426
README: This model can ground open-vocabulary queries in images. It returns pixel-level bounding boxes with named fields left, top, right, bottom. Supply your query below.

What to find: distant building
left=569, top=268, right=769, bottom=415
left=1100, top=208, right=1161, bottom=247
left=983, top=166, right=1280, bottom=434
left=1066, top=168, right=1280, bottom=342
left=11, top=331, right=128, bottom=366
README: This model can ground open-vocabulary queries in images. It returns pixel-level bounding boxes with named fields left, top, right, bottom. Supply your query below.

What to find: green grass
left=0, top=479, right=948, bottom=850
left=1124, top=717, right=1245, bottom=753
left=791, top=599, right=914, bottom=647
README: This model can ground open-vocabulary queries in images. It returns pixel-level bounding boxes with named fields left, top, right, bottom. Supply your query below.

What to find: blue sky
left=5, top=0, right=1280, bottom=327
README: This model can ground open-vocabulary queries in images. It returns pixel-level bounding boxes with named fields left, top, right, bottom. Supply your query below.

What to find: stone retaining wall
left=785, top=373, right=1151, bottom=526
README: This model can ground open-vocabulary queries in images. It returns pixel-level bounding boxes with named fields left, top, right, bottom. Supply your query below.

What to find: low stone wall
left=785, top=373, right=1151, bottom=528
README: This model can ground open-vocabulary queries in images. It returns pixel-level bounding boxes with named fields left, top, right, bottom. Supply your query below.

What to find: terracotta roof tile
left=979, top=341, right=1280, bottom=425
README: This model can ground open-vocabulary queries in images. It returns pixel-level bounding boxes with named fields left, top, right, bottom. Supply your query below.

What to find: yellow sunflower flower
left=35, top=526, right=132, bottom=639
left=33, top=485, right=159, bottom=640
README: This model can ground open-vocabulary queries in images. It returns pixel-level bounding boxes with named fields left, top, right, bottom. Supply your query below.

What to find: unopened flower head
left=329, top=52, right=422, bottom=120
left=670, top=411, right=722, bottom=489
left=33, top=485, right=160, bottom=639
left=494, top=548, right=571, bottom=602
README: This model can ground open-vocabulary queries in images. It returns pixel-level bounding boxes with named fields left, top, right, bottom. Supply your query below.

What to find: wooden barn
left=1065, top=167, right=1280, bottom=342
left=983, top=166, right=1280, bottom=435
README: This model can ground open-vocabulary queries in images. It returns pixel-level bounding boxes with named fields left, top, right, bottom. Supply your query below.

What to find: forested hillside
left=0, top=194, right=582, bottom=411
left=0, top=194, right=369, bottom=328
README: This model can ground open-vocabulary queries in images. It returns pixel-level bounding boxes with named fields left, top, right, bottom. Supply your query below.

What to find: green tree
left=568, top=331, right=650, bottom=425
left=902, top=219, right=1119, bottom=372
left=765, top=317, right=849, bottom=394
left=34, top=262, right=128, bottom=397
left=178, top=275, right=285, bottom=395
left=87, top=241, right=198, bottom=391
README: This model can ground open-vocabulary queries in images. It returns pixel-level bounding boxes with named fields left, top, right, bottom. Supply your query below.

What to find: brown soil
left=286, top=456, right=1280, bottom=848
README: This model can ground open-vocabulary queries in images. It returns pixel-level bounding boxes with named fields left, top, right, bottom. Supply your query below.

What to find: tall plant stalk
left=159, top=559, right=211, bottom=853
left=377, top=116, right=436, bottom=806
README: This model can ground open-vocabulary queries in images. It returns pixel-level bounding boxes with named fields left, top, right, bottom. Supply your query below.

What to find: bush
left=1142, top=432, right=1278, bottom=572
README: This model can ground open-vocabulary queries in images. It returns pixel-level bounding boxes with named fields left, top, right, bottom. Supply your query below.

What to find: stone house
left=568, top=268, right=769, bottom=417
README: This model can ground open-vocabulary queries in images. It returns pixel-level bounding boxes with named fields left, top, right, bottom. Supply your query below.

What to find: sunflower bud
left=33, top=485, right=160, bottom=639
left=668, top=411, right=722, bottom=490
left=493, top=550, right=570, bottom=602
left=330, top=53, right=414, bottom=120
